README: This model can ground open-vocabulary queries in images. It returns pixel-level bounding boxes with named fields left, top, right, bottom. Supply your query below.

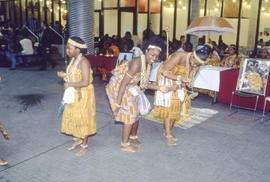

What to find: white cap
left=0, top=32, right=3, bottom=36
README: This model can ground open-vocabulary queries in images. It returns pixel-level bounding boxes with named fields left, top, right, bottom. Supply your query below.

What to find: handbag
left=137, top=93, right=151, bottom=115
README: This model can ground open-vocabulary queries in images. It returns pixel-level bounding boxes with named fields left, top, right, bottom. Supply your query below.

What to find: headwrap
left=193, top=44, right=211, bottom=64
left=147, top=45, right=162, bottom=51
left=67, top=38, right=87, bottom=49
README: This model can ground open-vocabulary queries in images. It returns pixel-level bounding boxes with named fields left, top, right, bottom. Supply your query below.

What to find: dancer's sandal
left=129, top=135, right=142, bottom=147
left=68, top=138, right=83, bottom=151
left=120, top=142, right=139, bottom=152
left=75, top=144, right=88, bottom=156
left=165, top=135, right=177, bottom=146
left=0, top=158, right=8, bottom=166
left=163, top=133, right=178, bottom=142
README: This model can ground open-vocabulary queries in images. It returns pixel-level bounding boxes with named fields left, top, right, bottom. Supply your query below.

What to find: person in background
left=25, top=14, right=40, bottom=34
left=18, top=35, right=34, bottom=65
left=39, top=21, right=56, bottom=70
left=221, top=45, right=241, bottom=69
left=257, top=48, right=269, bottom=59
left=0, top=32, right=7, bottom=57
left=6, top=24, right=22, bottom=70
left=109, top=39, right=119, bottom=57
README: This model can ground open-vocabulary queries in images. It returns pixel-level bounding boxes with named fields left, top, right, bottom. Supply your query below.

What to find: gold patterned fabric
left=206, top=53, right=221, bottom=66
left=106, top=61, right=141, bottom=124
left=61, top=65, right=96, bottom=139
left=221, top=54, right=241, bottom=69
left=153, top=61, right=190, bottom=120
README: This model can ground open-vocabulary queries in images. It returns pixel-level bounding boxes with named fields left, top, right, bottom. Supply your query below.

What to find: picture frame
left=236, top=58, right=270, bottom=96
left=116, top=52, right=133, bottom=66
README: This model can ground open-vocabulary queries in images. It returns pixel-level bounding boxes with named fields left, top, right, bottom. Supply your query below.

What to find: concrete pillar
left=247, top=0, right=259, bottom=50
left=190, top=0, right=201, bottom=49
left=69, top=0, right=94, bottom=54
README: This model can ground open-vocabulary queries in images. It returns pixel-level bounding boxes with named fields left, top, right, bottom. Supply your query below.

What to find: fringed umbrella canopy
left=183, top=16, right=235, bottom=36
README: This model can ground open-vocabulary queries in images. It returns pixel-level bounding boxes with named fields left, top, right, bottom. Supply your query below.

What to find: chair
left=229, top=91, right=259, bottom=119
left=262, top=97, right=270, bottom=121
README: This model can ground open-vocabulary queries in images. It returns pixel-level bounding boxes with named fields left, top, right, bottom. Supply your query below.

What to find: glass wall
left=259, top=0, right=270, bottom=44
left=176, top=0, right=189, bottom=40
left=2, top=0, right=270, bottom=53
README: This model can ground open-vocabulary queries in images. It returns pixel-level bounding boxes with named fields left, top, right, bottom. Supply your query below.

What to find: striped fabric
left=61, top=65, right=96, bottom=138
left=154, top=61, right=190, bottom=120
left=106, top=61, right=141, bottom=124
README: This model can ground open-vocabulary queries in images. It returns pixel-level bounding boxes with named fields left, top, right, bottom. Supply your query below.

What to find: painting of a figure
left=236, top=58, right=270, bottom=96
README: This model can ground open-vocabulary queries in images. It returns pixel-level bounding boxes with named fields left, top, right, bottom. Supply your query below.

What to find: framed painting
left=236, top=58, right=270, bottom=96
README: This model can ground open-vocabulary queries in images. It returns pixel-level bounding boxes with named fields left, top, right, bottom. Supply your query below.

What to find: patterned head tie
left=68, top=38, right=87, bottom=49
left=193, top=44, right=212, bottom=64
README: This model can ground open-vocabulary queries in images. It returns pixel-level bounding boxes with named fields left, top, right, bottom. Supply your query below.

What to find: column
left=189, top=0, right=200, bottom=48
left=247, top=0, right=259, bottom=50
left=69, top=0, right=94, bottom=54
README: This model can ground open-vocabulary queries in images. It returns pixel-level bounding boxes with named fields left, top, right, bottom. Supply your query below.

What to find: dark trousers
left=40, top=49, right=55, bottom=70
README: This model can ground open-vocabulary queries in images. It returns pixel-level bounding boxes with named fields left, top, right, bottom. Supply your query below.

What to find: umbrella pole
left=165, top=27, right=169, bottom=58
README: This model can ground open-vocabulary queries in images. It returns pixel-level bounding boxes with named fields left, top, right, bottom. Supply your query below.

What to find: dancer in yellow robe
left=154, top=45, right=211, bottom=146
left=106, top=36, right=170, bottom=152
left=57, top=37, right=96, bottom=156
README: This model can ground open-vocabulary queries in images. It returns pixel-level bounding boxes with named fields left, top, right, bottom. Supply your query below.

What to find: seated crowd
left=0, top=20, right=60, bottom=70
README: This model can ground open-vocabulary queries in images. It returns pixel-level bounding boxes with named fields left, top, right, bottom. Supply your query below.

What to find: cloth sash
left=155, top=75, right=173, bottom=107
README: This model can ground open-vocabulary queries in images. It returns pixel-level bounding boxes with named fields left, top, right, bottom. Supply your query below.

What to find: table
left=86, top=55, right=117, bottom=81
left=193, top=65, right=231, bottom=92
left=192, top=66, right=231, bottom=102
left=218, top=69, right=270, bottom=111
left=86, top=55, right=117, bottom=71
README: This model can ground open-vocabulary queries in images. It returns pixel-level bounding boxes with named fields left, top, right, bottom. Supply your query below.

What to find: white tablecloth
left=193, top=65, right=231, bottom=92
left=149, top=64, right=230, bottom=92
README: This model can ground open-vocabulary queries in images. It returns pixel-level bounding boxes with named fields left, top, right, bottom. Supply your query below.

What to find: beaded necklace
left=140, top=54, right=151, bottom=90
left=65, top=53, right=82, bottom=82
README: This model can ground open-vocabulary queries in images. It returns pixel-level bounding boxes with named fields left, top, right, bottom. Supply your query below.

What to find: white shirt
left=20, top=38, right=34, bottom=55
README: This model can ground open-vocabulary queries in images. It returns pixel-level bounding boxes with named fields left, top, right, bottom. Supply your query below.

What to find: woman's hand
left=181, top=78, right=192, bottom=83
left=64, top=82, right=69, bottom=89
left=113, top=107, right=120, bottom=120
left=57, top=71, right=66, bottom=78
left=172, top=85, right=180, bottom=91
left=159, top=86, right=171, bottom=93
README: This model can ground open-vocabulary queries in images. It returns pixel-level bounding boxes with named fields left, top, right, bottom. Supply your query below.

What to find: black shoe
left=9, top=68, right=16, bottom=70
left=40, top=67, right=46, bottom=71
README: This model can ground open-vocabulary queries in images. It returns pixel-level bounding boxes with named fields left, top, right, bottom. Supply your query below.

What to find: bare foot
left=68, top=139, right=83, bottom=151
left=0, top=157, right=8, bottom=166
left=121, top=145, right=140, bottom=152
left=165, top=136, right=177, bottom=146
left=75, top=146, right=88, bottom=156
left=163, top=133, right=178, bottom=142
left=130, top=138, right=142, bottom=147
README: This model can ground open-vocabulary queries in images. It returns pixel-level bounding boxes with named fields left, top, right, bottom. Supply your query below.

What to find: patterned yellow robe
left=61, top=65, right=96, bottom=138
left=154, top=63, right=190, bottom=120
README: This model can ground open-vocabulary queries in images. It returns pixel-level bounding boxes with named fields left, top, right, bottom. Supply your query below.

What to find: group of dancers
left=0, top=36, right=212, bottom=164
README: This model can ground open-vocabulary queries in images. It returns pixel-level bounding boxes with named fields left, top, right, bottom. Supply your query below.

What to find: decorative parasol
left=183, top=16, right=235, bottom=36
